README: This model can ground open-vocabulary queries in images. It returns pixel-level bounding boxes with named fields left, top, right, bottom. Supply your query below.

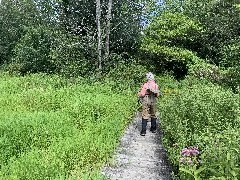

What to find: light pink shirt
left=138, top=80, right=159, bottom=97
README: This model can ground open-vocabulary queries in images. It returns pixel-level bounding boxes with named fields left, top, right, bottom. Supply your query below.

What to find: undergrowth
left=0, top=73, right=136, bottom=179
left=159, top=76, right=240, bottom=179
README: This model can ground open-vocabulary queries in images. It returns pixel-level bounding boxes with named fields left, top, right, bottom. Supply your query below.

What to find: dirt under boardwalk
left=102, top=112, right=173, bottom=180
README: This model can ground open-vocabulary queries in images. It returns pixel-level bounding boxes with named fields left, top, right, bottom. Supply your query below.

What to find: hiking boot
left=150, top=118, right=157, bottom=133
left=150, top=127, right=156, bottom=133
left=140, top=118, right=147, bottom=136
left=140, top=130, right=146, bottom=136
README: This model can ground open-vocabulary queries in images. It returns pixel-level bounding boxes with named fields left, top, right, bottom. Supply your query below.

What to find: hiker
left=138, top=72, right=160, bottom=136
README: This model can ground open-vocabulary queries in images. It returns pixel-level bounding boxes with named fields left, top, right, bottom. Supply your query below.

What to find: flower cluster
left=179, top=146, right=201, bottom=166
left=181, top=146, right=200, bottom=156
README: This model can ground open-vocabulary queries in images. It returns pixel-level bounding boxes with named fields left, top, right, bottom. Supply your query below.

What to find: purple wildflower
left=181, top=146, right=199, bottom=157
left=187, top=159, right=193, bottom=165
left=181, top=148, right=190, bottom=156
left=179, top=146, right=202, bottom=167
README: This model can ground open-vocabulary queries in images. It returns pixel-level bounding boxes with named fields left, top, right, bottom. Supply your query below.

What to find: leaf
left=179, top=167, right=194, bottom=176
left=231, top=148, right=239, bottom=153
left=194, top=167, right=206, bottom=175
left=227, top=152, right=231, bottom=161
left=230, top=170, right=237, bottom=177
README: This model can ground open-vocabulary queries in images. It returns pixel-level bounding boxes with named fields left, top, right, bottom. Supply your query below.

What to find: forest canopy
left=0, top=0, right=239, bottom=90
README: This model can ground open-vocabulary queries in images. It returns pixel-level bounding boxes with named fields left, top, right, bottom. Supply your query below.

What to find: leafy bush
left=142, top=12, right=203, bottom=48
left=50, top=34, right=96, bottom=78
left=188, top=60, right=240, bottom=94
left=11, top=26, right=56, bottom=74
left=159, top=78, right=240, bottom=179
left=105, top=59, right=148, bottom=91
left=155, top=75, right=180, bottom=91
left=140, top=12, right=204, bottom=78
left=9, top=26, right=96, bottom=77
left=220, top=39, right=240, bottom=68
left=188, top=60, right=223, bottom=83
left=221, top=66, right=240, bottom=93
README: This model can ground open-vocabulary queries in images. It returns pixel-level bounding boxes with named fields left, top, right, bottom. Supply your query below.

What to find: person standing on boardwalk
left=138, top=72, right=160, bottom=136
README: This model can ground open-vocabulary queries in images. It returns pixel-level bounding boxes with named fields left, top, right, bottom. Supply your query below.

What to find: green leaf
left=230, top=170, right=237, bottom=177
left=179, top=167, right=194, bottom=176
left=194, top=167, right=206, bottom=175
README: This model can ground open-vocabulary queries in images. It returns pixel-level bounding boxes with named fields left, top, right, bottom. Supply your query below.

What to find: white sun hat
left=146, top=72, right=154, bottom=80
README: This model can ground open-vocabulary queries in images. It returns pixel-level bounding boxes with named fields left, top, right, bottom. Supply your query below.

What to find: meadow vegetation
left=0, top=73, right=136, bottom=179
left=1, top=72, right=239, bottom=179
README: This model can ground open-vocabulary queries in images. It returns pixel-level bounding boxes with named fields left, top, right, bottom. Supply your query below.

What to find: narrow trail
left=102, top=112, right=173, bottom=180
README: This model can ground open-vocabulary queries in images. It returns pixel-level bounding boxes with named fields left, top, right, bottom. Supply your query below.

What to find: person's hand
left=138, top=97, right=143, bottom=104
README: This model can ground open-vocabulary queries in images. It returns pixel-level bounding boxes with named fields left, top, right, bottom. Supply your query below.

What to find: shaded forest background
left=0, top=0, right=239, bottom=92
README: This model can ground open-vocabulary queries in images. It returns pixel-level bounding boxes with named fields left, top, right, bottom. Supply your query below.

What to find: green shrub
left=220, top=39, right=240, bottom=68
left=11, top=26, right=56, bottom=74
left=105, top=60, right=148, bottom=91
left=188, top=59, right=240, bottom=94
left=142, top=12, right=203, bottom=48
left=188, top=60, right=223, bottom=83
left=159, top=78, right=240, bottom=179
left=221, top=66, right=240, bottom=93
left=9, top=26, right=96, bottom=77
left=140, top=12, right=203, bottom=77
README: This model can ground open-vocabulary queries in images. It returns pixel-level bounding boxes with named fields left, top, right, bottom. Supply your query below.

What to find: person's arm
left=138, top=83, right=147, bottom=97
left=155, top=84, right=160, bottom=97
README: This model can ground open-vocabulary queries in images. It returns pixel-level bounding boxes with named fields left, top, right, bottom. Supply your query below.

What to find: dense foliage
left=0, top=73, right=136, bottom=179
left=141, top=0, right=240, bottom=85
left=141, top=12, right=203, bottom=78
left=0, top=0, right=240, bottom=179
left=0, top=0, right=143, bottom=75
left=1, top=0, right=239, bottom=84
left=159, top=77, right=240, bottom=179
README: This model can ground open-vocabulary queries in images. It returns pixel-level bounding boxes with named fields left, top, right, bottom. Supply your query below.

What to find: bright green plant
left=221, top=66, right=240, bottom=93
left=105, top=60, right=148, bottom=91
left=0, top=73, right=137, bottom=179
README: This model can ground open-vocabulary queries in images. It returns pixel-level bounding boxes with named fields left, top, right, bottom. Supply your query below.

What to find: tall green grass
left=159, top=77, right=240, bottom=179
left=0, top=73, right=136, bottom=179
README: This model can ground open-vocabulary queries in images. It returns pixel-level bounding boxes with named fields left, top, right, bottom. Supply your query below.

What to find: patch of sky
left=141, top=0, right=165, bottom=28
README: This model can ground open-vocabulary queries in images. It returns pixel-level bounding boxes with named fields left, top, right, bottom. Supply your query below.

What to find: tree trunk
left=96, top=0, right=102, bottom=71
left=105, top=0, right=112, bottom=61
